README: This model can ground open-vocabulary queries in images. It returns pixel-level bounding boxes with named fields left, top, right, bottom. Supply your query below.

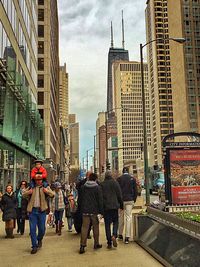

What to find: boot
left=58, top=222, right=62, bottom=236
left=55, top=224, right=59, bottom=234
left=5, top=229, right=9, bottom=239
left=79, top=245, right=85, bottom=254
left=9, top=228, right=14, bottom=239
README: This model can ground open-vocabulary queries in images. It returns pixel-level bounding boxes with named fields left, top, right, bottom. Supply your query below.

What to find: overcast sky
left=58, top=0, right=147, bottom=164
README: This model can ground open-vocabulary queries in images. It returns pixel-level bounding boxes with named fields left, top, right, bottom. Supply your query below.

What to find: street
left=0, top=215, right=162, bottom=267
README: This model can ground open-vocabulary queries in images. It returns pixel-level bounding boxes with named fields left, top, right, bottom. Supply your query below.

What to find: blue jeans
left=104, top=209, right=118, bottom=245
left=54, top=210, right=64, bottom=224
left=67, top=216, right=73, bottom=230
left=29, top=208, right=46, bottom=248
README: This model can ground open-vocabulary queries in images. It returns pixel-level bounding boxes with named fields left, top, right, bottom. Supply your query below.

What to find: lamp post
left=140, top=37, right=185, bottom=205
left=86, top=147, right=93, bottom=171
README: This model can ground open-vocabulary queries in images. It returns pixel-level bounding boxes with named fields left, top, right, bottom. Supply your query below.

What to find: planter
left=133, top=208, right=200, bottom=267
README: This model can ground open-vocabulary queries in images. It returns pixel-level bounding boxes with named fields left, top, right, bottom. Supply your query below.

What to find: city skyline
left=58, top=0, right=146, bottom=159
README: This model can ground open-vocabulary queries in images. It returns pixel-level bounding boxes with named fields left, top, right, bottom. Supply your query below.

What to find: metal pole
left=82, top=157, right=85, bottom=170
left=86, top=150, right=89, bottom=171
left=94, top=135, right=96, bottom=170
left=105, top=112, right=108, bottom=167
left=140, top=43, right=150, bottom=205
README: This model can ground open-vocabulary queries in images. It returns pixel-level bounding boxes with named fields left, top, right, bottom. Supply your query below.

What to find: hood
left=84, top=181, right=98, bottom=188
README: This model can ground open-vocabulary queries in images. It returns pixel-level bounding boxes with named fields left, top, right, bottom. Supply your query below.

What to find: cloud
left=58, top=0, right=147, bottom=158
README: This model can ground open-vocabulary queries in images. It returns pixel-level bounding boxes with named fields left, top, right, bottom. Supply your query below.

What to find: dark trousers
left=80, top=214, right=99, bottom=247
left=16, top=208, right=25, bottom=234
left=54, top=210, right=64, bottom=225
left=29, top=208, right=46, bottom=248
left=104, top=209, right=118, bottom=245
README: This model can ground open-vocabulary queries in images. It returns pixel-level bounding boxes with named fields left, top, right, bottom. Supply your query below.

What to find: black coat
left=117, top=174, right=138, bottom=202
left=80, top=181, right=103, bottom=215
left=0, top=193, right=17, bottom=221
left=15, top=189, right=28, bottom=219
left=101, top=177, right=123, bottom=211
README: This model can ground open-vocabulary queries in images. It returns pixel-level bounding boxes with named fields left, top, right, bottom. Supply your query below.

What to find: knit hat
left=34, top=159, right=43, bottom=164
left=54, top=182, right=62, bottom=189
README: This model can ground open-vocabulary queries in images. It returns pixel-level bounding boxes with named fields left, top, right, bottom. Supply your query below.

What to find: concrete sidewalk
left=0, top=216, right=162, bottom=267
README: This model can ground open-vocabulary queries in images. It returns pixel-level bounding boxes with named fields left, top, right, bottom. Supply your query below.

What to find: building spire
left=111, top=21, right=114, bottom=48
left=122, top=10, right=125, bottom=49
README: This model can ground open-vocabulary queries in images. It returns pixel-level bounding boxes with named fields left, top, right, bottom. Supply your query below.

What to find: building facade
left=37, top=0, right=60, bottom=180
left=0, top=0, right=44, bottom=190
left=69, top=114, right=79, bottom=169
left=145, top=0, right=199, bottom=164
left=113, top=61, right=153, bottom=172
left=59, top=63, right=69, bottom=182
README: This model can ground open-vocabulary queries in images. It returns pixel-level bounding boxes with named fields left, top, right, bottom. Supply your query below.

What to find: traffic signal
left=102, top=166, right=104, bottom=173
left=106, top=162, right=111, bottom=170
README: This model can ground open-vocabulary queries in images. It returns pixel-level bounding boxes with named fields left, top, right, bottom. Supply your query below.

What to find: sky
left=58, top=0, right=147, bottom=163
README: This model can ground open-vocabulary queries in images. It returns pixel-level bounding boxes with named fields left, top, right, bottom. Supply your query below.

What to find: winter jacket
left=0, top=193, right=17, bottom=221
left=23, top=186, right=55, bottom=213
left=31, top=166, right=47, bottom=179
left=117, top=173, right=138, bottom=202
left=80, top=181, right=103, bottom=215
left=16, top=189, right=28, bottom=219
left=101, top=176, right=123, bottom=211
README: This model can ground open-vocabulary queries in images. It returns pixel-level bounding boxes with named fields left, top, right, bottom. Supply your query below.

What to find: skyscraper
left=145, top=0, right=198, bottom=164
left=0, top=0, right=44, bottom=190
left=107, top=14, right=129, bottom=114
left=37, top=0, right=60, bottom=178
left=113, top=61, right=153, bottom=172
left=69, top=114, right=79, bottom=169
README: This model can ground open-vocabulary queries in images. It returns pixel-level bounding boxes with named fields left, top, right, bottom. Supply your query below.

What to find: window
left=38, top=75, right=44, bottom=87
left=38, top=58, right=44, bottom=70
left=38, top=92, right=44, bottom=105
left=38, top=0, right=44, bottom=5
left=39, top=109, right=44, bottom=119
left=38, top=25, right=44, bottom=37
left=38, top=9, right=44, bottom=21
left=38, top=41, right=44, bottom=54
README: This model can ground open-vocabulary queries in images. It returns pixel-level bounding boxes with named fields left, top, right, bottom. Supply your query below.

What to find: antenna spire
left=122, top=10, right=125, bottom=49
left=111, top=21, right=114, bottom=48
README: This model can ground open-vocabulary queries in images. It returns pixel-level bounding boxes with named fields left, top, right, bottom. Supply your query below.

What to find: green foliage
left=176, top=212, right=200, bottom=223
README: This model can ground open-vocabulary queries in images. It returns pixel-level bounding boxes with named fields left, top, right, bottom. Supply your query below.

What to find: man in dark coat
left=101, top=171, right=123, bottom=249
left=79, top=173, right=103, bottom=254
left=117, top=167, right=137, bottom=244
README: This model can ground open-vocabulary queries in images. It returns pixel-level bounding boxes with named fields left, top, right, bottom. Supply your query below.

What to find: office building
left=69, top=114, right=79, bottom=168
left=0, top=0, right=44, bottom=190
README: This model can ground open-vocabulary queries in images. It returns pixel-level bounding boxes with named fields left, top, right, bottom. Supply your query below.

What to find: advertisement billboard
left=170, top=149, right=200, bottom=204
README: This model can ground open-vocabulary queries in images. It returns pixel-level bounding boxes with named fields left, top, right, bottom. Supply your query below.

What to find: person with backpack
left=117, top=167, right=137, bottom=244
left=51, top=181, right=66, bottom=236
left=65, top=192, right=77, bottom=231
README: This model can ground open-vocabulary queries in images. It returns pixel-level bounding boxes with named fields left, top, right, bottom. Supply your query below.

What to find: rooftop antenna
left=111, top=21, right=114, bottom=48
left=122, top=10, right=125, bottom=49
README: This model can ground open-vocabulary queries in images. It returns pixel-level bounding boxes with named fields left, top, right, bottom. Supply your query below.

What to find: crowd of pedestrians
left=0, top=159, right=138, bottom=255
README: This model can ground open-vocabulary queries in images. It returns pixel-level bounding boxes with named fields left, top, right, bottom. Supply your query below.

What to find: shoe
left=31, top=247, right=37, bottom=254
left=118, top=235, right=123, bottom=241
left=94, top=244, right=102, bottom=249
left=107, top=244, right=112, bottom=249
left=68, top=229, right=72, bottom=232
left=79, top=245, right=85, bottom=254
left=38, top=240, right=42, bottom=248
left=112, top=236, right=117, bottom=247
left=124, top=237, right=129, bottom=244
left=87, top=234, right=92, bottom=239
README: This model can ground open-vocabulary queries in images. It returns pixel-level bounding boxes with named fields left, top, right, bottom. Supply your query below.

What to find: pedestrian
left=0, top=184, right=17, bottom=239
left=79, top=173, right=103, bottom=254
left=16, top=180, right=28, bottom=235
left=51, top=181, right=66, bottom=235
left=101, top=171, right=123, bottom=249
left=117, top=167, right=137, bottom=244
left=23, top=175, right=55, bottom=254
left=65, top=192, right=77, bottom=232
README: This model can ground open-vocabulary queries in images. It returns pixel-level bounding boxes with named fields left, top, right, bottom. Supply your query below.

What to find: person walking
left=51, top=181, right=66, bottom=235
left=0, top=184, right=17, bottom=239
left=23, top=176, right=55, bottom=254
left=65, top=192, right=77, bottom=232
left=16, top=180, right=28, bottom=235
left=101, top=171, right=123, bottom=249
left=117, top=167, right=137, bottom=244
left=79, top=173, right=103, bottom=254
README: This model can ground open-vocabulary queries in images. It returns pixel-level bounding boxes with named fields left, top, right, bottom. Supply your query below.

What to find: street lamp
left=140, top=37, right=185, bottom=205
